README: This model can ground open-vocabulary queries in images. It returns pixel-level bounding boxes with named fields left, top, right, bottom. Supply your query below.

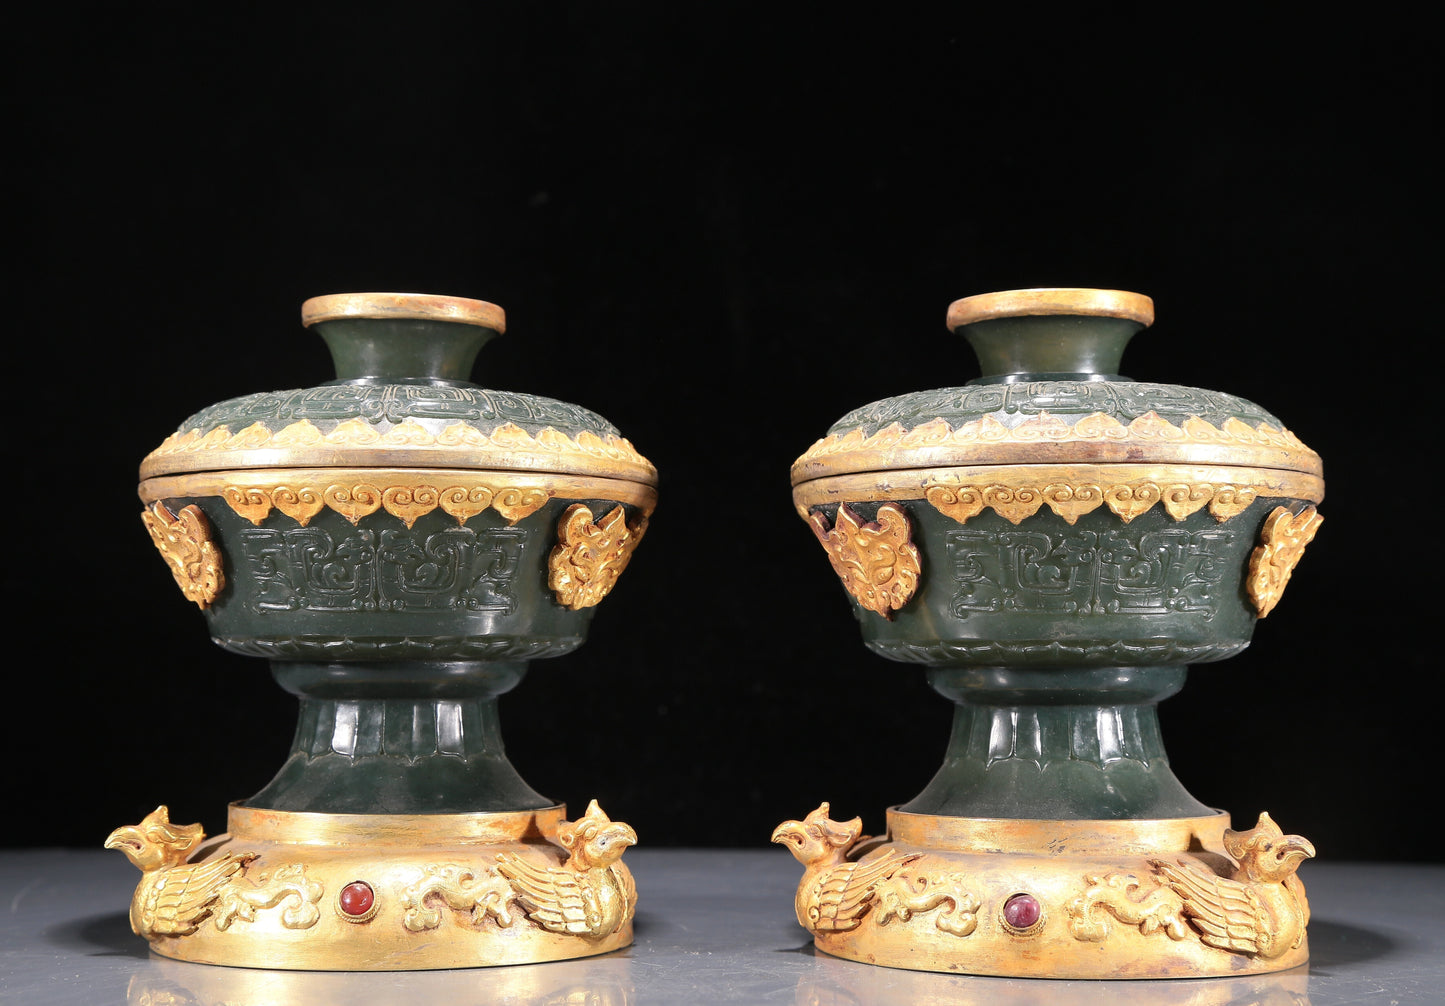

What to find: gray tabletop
left=2, top=849, right=1441, bottom=1005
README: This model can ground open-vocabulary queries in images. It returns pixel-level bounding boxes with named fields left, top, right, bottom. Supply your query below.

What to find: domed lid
left=791, top=288, right=1321, bottom=486
left=139, top=293, right=656, bottom=487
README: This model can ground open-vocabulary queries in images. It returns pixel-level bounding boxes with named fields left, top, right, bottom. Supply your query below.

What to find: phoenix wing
left=495, top=853, right=594, bottom=936
left=1155, top=860, right=1263, bottom=954
left=811, top=850, right=921, bottom=932
left=614, top=863, right=637, bottom=924
left=146, top=853, right=254, bottom=936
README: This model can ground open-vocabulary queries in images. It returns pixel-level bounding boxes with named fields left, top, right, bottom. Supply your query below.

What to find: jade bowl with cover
left=137, top=292, right=657, bottom=815
left=790, top=288, right=1324, bottom=820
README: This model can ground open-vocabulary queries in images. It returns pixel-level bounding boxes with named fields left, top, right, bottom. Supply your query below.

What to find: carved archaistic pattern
left=925, top=476, right=1263, bottom=526
left=1248, top=506, right=1323, bottom=618
left=799, top=409, right=1313, bottom=470
left=808, top=504, right=923, bottom=618
left=178, top=385, right=624, bottom=437
left=866, top=638, right=1249, bottom=666
left=141, top=502, right=226, bottom=609
left=1067, top=813, right=1313, bottom=961
left=547, top=504, right=648, bottom=611
left=945, top=525, right=1238, bottom=620
left=106, top=806, right=322, bottom=940
left=219, top=479, right=551, bottom=527
left=825, top=384, right=1283, bottom=438
left=145, top=418, right=652, bottom=475
left=237, top=525, right=526, bottom=614
left=214, top=635, right=583, bottom=661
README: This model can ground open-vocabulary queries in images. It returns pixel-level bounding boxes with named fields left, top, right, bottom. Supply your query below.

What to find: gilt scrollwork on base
left=807, top=504, right=923, bottom=618
left=211, top=863, right=324, bottom=932
left=774, top=806, right=1313, bottom=977
left=1067, top=813, right=1314, bottom=960
left=399, top=801, right=638, bottom=940
left=547, top=504, right=648, bottom=611
left=873, top=871, right=981, bottom=936
left=105, top=802, right=639, bottom=966
left=401, top=864, right=517, bottom=932
left=141, top=503, right=225, bottom=609
left=1067, top=871, right=1192, bottom=943
left=1248, top=506, right=1324, bottom=617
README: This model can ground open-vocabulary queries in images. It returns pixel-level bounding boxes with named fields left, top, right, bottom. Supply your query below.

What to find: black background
left=8, top=8, right=1436, bottom=862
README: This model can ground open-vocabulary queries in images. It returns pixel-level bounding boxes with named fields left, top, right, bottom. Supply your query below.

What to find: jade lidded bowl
left=790, top=288, right=1324, bottom=821
left=137, top=292, right=657, bottom=816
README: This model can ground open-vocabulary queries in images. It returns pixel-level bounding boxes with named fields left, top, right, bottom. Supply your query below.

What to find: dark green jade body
left=139, top=295, right=656, bottom=816
left=793, top=290, right=1323, bottom=821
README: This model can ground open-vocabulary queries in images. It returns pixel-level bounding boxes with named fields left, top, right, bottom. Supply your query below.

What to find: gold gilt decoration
left=924, top=475, right=1262, bottom=527
left=105, top=806, right=322, bottom=940
left=141, top=418, right=656, bottom=484
left=401, top=864, right=517, bottom=932
left=104, top=803, right=636, bottom=969
left=141, top=502, right=225, bottom=608
left=214, top=481, right=552, bottom=528
left=792, top=463, right=1321, bottom=519
left=211, top=863, right=324, bottom=932
left=808, top=504, right=921, bottom=618
left=792, top=411, right=1320, bottom=482
left=1067, top=870, right=1191, bottom=944
left=872, top=871, right=981, bottom=937
left=773, top=808, right=1312, bottom=978
left=493, top=487, right=554, bottom=524
left=1068, top=813, right=1314, bottom=961
left=772, top=804, right=924, bottom=935
left=1248, top=506, right=1324, bottom=618
left=547, top=504, right=648, bottom=611
left=773, top=804, right=981, bottom=938
left=141, top=469, right=656, bottom=526
left=495, top=801, right=639, bottom=939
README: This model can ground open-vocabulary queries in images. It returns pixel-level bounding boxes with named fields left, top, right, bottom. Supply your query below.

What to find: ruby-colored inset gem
left=339, top=881, right=375, bottom=917
left=1003, top=893, right=1041, bottom=930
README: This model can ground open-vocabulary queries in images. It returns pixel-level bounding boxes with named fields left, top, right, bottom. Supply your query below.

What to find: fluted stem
left=245, top=660, right=550, bottom=814
left=902, top=665, right=1212, bottom=819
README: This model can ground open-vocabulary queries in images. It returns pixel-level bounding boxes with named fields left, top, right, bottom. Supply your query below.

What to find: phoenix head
left=558, top=800, right=638, bottom=870
left=104, top=805, right=203, bottom=872
left=1225, top=811, right=1316, bottom=883
left=771, top=802, right=862, bottom=867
